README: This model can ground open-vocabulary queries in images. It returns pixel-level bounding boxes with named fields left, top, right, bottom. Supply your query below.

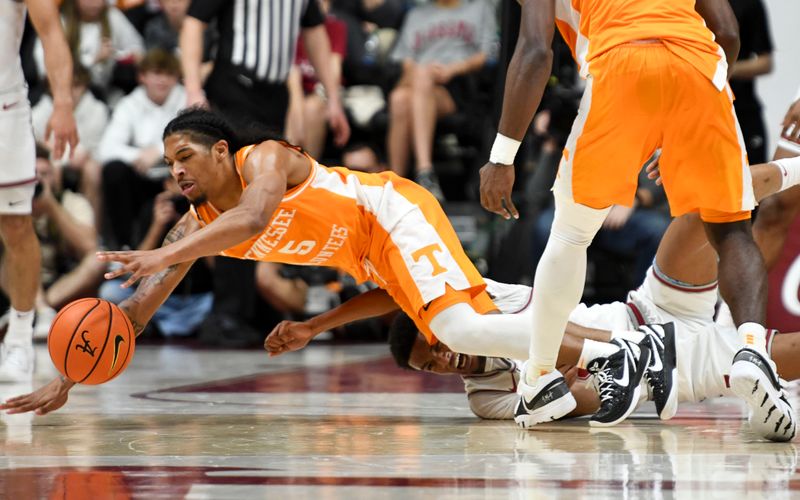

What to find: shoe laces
left=589, top=360, right=617, bottom=403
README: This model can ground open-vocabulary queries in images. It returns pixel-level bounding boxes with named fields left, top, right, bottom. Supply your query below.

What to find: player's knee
left=0, top=214, right=34, bottom=244
left=551, top=194, right=608, bottom=247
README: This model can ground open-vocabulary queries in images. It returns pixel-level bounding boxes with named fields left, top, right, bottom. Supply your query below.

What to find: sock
left=611, top=329, right=646, bottom=344
left=5, top=307, right=34, bottom=346
left=739, top=322, right=767, bottom=353
left=774, top=156, right=800, bottom=192
left=577, top=339, right=620, bottom=369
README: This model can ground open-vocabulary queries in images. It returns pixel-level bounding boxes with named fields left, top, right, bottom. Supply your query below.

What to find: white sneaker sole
left=588, top=384, right=643, bottom=428
left=730, top=360, right=796, bottom=442
left=514, top=392, right=577, bottom=429
left=658, top=366, right=679, bottom=420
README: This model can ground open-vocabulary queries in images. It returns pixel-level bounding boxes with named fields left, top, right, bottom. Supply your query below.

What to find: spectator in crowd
left=342, top=142, right=385, bottom=173
left=31, top=64, right=107, bottom=221
left=286, top=0, right=348, bottom=158
left=29, top=146, right=106, bottom=338
left=100, top=179, right=214, bottom=338
left=387, top=0, right=498, bottom=201
left=729, top=0, right=774, bottom=165
left=179, top=0, right=351, bottom=346
left=34, top=0, right=145, bottom=98
left=97, top=48, right=185, bottom=250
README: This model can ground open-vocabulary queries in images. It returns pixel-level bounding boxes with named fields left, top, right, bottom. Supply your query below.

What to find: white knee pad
left=550, top=193, right=611, bottom=247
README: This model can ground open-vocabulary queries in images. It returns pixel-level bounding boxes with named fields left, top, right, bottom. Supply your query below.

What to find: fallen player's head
left=389, top=313, right=485, bottom=375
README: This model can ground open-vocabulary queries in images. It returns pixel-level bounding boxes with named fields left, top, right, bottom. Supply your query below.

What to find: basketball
left=47, top=298, right=136, bottom=385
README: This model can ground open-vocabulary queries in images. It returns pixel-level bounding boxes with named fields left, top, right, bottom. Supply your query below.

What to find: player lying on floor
left=265, top=155, right=800, bottom=442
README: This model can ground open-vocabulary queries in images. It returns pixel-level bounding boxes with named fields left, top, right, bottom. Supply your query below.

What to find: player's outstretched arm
left=27, top=0, right=79, bottom=159
left=99, top=142, right=297, bottom=286
left=480, top=0, right=555, bottom=220
left=0, top=215, right=199, bottom=416
left=265, top=288, right=400, bottom=356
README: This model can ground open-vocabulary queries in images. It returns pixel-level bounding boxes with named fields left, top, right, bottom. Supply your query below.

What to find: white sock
left=774, top=156, right=800, bottom=192
left=611, top=329, right=646, bottom=344
left=5, top=307, right=34, bottom=346
left=738, top=322, right=767, bottom=353
left=577, top=339, right=620, bottom=369
left=527, top=195, right=610, bottom=385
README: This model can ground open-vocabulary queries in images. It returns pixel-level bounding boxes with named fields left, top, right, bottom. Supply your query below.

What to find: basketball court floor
left=1, top=342, right=798, bottom=499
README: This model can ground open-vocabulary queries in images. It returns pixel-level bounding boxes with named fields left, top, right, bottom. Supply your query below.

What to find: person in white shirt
left=97, top=48, right=185, bottom=250
left=34, top=0, right=144, bottom=95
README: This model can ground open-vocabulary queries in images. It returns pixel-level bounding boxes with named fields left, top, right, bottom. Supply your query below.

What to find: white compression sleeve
left=528, top=193, right=610, bottom=376
left=429, top=302, right=532, bottom=360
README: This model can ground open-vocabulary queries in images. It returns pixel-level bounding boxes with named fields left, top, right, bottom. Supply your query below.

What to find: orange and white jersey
left=555, top=0, right=728, bottom=90
left=190, top=144, right=492, bottom=332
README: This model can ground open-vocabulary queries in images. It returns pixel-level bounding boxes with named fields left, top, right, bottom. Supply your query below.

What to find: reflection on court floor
left=1, top=344, right=798, bottom=499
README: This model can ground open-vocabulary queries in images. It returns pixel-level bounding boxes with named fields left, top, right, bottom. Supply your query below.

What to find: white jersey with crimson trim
left=0, top=0, right=27, bottom=94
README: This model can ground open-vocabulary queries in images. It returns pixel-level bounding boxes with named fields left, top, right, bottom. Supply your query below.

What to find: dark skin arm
left=479, top=0, right=555, bottom=220
left=0, top=214, right=200, bottom=415
left=265, top=288, right=400, bottom=356
left=694, top=0, right=740, bottom=79
left=98, top=141, right=310, bottom=287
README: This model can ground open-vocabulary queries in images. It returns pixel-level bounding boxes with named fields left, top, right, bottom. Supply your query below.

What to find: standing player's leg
left=0, top=100, right=40, bottom=382
left=517, top=44, right=665, bottom=428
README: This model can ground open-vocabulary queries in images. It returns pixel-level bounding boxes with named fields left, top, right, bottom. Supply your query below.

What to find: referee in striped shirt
left=180, top=0, right=350, bottom=142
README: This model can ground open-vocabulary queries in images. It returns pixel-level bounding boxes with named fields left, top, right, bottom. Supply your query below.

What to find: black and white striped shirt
left=188, top=0, right=324, bottom=84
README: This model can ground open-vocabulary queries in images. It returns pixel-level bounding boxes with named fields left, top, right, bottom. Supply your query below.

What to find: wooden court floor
left=1, top=343, right=798, bottom=499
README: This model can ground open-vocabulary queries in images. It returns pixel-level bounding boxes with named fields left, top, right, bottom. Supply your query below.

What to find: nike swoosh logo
left=422, top=301, right=432, bottom=312
left=2, top=101, right=19, bottom=111
left=649, top=337, right=663, bottom=372
left=8, top=200, right=25, bottom=206
left=109, top=334, right=124, bottom=373
left=614, top=350, right=630, bottom=386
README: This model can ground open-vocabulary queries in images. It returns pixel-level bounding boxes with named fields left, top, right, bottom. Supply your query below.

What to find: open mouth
left=179, top=182, right=195, bottom=196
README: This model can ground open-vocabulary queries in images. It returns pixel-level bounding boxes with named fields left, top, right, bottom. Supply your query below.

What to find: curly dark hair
left=162, top=107, right=284, bottom=154
left=388, top=313, right=421, bottom=370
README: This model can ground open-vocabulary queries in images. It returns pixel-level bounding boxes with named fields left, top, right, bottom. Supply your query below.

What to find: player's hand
left=0, top=376, right=74, bottom=415
left=479, top=162, right=519, bottom=220
left=96, top=248, right=172, bottom=288
left=185, top=88, right=209, bottom=109
left=782, top=98, right=800, bottom=143
left=602, top=205, right=634, bottom=230
left=645, top=156, right=662, bottom=186
left=327, top=97, right=351, bottom=147
left=264, top=320, right=317, bottom=357
left=45, top=102, right=79, bottom=160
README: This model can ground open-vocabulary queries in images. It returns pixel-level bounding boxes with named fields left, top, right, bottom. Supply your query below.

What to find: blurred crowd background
left=6, top=0, right=800, bottom=347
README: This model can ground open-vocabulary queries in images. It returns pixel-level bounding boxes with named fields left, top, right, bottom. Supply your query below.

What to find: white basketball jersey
left=0, top=0, right=27, bottom=93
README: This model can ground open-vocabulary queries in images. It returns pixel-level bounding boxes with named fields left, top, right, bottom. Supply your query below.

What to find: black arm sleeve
left=187, top=0, right=228, bottom=23
left=301, top=0, right=325, bottom=28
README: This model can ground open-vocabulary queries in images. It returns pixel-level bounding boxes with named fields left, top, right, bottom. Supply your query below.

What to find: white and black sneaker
left=730, top=347, right=796, bottom=442
left=588, top=339, right=651, bottom=427
left=639, top=323, right=678, bottom=420
left=514, top=368, right=576, bottom=429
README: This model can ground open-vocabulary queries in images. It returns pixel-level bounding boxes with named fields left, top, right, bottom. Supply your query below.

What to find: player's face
left=407, top=333, right=482, bottom=375
left=163, top=134, right=222, bottom=205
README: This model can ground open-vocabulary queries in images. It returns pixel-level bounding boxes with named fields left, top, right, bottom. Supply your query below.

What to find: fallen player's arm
left=265, top=288, right=399, bottom=356
left=0, top=214, right=200, bottom=415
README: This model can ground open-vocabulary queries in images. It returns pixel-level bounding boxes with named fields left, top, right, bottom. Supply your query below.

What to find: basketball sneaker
left=638, top=323, right=678, bottom=420
left=514, top=367, right=576, bottom=429
left=0, top=342, right=34, bottom=382
left=729, top=347, right=796, bottom=442
left=588, top=339, right=651, bottom=427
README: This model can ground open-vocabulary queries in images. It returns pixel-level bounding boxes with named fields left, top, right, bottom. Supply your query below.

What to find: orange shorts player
left=479, top=0, right=783, bottom=430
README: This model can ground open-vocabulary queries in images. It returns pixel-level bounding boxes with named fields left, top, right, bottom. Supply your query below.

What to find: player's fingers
left=121, top=273, right=141, bottom=289
left=52, top=135, right=65, bottom=160
left=103, top=267, right=130, bottom=280
left=503, top=197, right=519, bottom=220
left=5, top=398, right=40, bottom=414
left=37, top=398, right=64, bottom=415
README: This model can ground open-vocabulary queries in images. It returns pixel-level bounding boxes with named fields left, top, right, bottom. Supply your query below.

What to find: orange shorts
left=363, top=175, right=496, bottom=343
left=555, top=42, right=755, bottom=223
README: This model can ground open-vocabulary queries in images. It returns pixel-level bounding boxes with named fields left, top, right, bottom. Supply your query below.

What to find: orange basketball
left=47, top=298, right=135, bottom=385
